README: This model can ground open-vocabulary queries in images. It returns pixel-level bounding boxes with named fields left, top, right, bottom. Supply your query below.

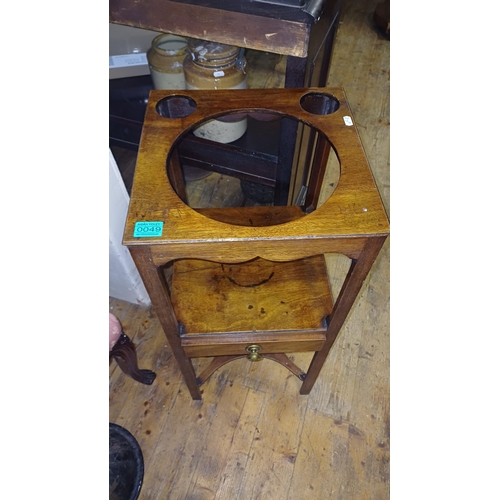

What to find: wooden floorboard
left=110, top=0, right=390, bottom=497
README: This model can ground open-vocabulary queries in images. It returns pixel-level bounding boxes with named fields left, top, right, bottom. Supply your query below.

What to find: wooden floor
left=109, top=1, right=390, bottom=498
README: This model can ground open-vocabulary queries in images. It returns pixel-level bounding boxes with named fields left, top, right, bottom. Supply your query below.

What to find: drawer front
left=183, top=339, right=325, bottom=358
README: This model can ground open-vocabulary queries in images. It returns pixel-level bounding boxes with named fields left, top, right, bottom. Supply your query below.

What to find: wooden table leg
left=130, top=246, right=202, bottom=400
left=300, top=236, right=387, bottom=395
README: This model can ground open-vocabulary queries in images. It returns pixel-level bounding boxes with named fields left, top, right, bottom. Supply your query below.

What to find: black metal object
left=109, top=423, right=144, bottom=500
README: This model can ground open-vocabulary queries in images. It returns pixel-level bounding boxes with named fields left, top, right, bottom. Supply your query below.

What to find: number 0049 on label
left=133, top=221, right=163, bottom=237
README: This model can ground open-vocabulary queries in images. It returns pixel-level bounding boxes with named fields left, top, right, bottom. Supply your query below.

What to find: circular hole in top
left=156, top=95, right=197, bottom=118
left=300, top=92, right=339, bottom=115
left=166, top=111, right=340, bottom=227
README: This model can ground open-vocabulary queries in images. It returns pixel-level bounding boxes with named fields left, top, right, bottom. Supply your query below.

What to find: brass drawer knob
left=245, top=344, right=263, bottom=362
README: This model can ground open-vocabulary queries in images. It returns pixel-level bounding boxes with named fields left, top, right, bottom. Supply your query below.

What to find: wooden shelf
left=110, top=0, right=315, bottom=58
left=171, top=256, right=333, bottom=356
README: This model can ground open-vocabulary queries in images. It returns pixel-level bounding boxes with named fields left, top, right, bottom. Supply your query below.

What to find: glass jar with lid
left=184, top=39, right=248, bottom=143
left=147, top=34, right=188, bottom=90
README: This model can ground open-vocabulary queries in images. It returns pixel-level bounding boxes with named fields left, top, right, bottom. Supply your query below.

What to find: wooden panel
left=170, top=256, right=333, bottom=335
left=181, top=329, right=326, bottom=347
left=194, top=205, right=306, bottom=227
left=183, top=339, right=325, bottom=357
left=109, top=0, right=311, bottom=57
left=150, top=236, right=368, bottom=264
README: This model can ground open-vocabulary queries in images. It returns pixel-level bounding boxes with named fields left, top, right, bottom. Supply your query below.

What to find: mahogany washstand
left=123, top=87, right=389, bottom=400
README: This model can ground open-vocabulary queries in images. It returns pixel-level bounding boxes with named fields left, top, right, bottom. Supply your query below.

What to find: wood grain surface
left=171, top=256, right=332, bottom=335
left=109, top=0, right=312, bottom=57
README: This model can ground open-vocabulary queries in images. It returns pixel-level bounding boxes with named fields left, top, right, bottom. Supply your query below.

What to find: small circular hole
left=300, top=92, right=339, bottom=115
left=156, top=95, right=197, bottom=118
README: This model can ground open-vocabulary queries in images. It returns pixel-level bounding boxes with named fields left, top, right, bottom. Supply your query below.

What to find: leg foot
left=110, top=333, right=157, bottom=385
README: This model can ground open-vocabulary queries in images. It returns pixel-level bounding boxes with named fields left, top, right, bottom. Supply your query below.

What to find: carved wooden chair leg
left=110, top=333, right=157, bottom=385
left=109, top=313, right=157, bottom=385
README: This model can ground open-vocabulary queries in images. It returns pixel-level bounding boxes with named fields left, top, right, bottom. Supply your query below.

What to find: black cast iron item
left=109, top=423, right=144, bottom=500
